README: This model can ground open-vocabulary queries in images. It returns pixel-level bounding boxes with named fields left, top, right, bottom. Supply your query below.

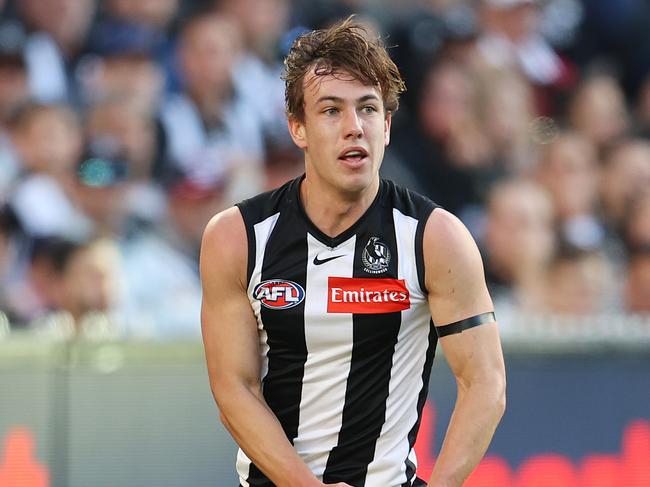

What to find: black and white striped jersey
left=235, top=176, right=439, bottom=487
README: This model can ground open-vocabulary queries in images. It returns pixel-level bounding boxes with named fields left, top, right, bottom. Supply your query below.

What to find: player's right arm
left=200, top=207, right=350, bottom=487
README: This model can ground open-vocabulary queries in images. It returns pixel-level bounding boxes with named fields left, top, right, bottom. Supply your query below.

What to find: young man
left=201, top=18, right=506, bottom=487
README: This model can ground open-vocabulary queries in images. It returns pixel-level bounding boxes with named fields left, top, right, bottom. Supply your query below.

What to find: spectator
left=83, top=0, right=178, bottom=106
left=535, top=131, right=604, bottom=249
left=8, top=103, right=82, bottom=177
left=165, top=174, right=228, bottom=258
left=55, top=237, right=122, bottom=327
left=476, top=66, right=537, bottom=171
left=16, top=0, right=96, bottom=103
left=7, top=103, right=91, bottom=240
left=483, top=178, right=556, bottom=311
left=84, top=97, right=168, bottom=225
left=71, top=144, right=131, bottom=237
left=600, top=139, right=650, bottom=230
left=0, top=0, right=647, bottom=337
left=0, top=32, right=29, bottom=127
left=79, top=51, right=166, bottom=116
left=25, top=236, right=125, bottom=337
left=0, top=28, right=29, bottom=195
left=160, top=13, right=264, bottom=205
left=85, top=97, right=161, bottom=182
left=100, top=0, right=179, bottom=31
left=0, top=205, right=23, bottom=324
left=623, top=190, right=650, bottom=251
left=624, top=248, right=650, bottom=314
left=391, top=60, right=497, bottom=215
left=542, top=247, right=614, bottom=315
left=476, top=0, right=574, bottom=114
left=216, top=0, right=293, bottom=148
left=635, top=71, right=650, bottom=140
left=568, top=74, right=630, bottom=153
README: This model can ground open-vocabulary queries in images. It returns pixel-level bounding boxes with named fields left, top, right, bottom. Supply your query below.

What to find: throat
left=299, top=177, right=379, bottom=238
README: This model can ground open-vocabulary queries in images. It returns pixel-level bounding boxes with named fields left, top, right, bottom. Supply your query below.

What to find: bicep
left=424, top=209, right=494, bottom=328
left=423, top=209, right=503, bottom=381
left=200, top=208, right=261, bottom=400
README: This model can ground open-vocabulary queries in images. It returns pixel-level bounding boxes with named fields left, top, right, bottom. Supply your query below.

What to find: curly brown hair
left=282, top=16, right=406, bottom=122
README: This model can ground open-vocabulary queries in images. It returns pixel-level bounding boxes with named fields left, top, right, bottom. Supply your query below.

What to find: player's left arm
left=423, top=208, right=506, bottom=487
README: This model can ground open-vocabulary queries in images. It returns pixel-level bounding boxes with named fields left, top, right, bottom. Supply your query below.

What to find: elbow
left=219, top=410, right=233, bottom=431
left=212, top=378, right=258, bottom=428
left=210, top=379, right=233, bottom=419
left=214, top=387, right=237, bottom=434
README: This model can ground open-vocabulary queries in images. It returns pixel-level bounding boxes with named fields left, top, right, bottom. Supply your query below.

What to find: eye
left=323, top=107, right=339, bottom=115
left=361, top=105, right=378, bottom=114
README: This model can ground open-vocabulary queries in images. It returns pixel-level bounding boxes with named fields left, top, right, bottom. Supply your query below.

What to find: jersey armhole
left=235, top=203, right=256, bottom=286
left=415, top=206, right=437, bottom=296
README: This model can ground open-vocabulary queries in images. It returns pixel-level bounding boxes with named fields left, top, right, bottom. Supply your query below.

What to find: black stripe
left=323, top=207, right=401, bottom=486
left=404, top=319, right=437, bottom=481
left=384, top=180, right=437, bottom=295
left=435, top=311, right=496, bottom=338
left=401, top=459, right=416, bottom=487
left=414, top=209, right=431, bottom=295
left=236, top=178, right=301, bottom=285
left=246, top=209, right=309, bottom=486
left=235, top=205, right=257, bottom=285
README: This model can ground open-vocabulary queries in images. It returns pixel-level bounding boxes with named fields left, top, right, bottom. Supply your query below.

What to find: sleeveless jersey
left=235, top=176, right=439, bottom=487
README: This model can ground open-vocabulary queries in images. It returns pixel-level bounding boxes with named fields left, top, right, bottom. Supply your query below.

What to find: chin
left=335, top=172, right=375, bottom=195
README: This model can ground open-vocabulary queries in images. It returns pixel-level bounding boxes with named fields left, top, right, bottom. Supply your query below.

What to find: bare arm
left=423, top=209, right=507, bottom=487
left=200, top=208, right=350, bottom=487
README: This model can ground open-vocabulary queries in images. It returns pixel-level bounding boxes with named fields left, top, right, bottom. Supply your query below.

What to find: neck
left=300, top=175, right=380, bottom=238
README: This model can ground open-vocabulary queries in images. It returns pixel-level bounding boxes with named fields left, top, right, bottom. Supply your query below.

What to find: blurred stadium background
left=0, top=0, right=649, bottom=485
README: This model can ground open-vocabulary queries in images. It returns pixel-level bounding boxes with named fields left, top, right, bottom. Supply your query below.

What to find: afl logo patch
left=362, top=237, right=391, bottom=274
left=254, top=279, right=305, bottom=309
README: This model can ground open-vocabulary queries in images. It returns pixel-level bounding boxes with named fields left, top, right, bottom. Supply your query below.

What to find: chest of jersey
left=247, top=205, right=429, bottom=357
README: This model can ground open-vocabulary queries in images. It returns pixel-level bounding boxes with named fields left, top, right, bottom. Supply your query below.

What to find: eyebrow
left=316, top=94, right=381, bottom=104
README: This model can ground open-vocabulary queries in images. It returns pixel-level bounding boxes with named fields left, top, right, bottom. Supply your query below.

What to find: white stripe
left=408, top=448, right=418, bottom=481
left=293, top=234, right=356, bottom=478
left=236, top=450, right=251, bottom=487
left=237, top=212, right=280, bottom=485
left=364, top=209, right=430, bottom=485
left=248, top=212, right=280, bottom=380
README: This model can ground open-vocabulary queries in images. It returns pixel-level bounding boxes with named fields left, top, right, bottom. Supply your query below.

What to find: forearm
left=427, top=380, right=506, bottom=487
left=216, top=383, right=319, bottom=487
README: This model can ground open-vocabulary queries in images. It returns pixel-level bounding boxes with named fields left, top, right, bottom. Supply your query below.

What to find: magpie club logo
left=254, top=279, right=305, bottom=310
left=362, top=237, right=391, bottom=274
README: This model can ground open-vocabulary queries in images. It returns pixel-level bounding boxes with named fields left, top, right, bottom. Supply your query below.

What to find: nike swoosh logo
left=313, top=254, right=345, bottom=265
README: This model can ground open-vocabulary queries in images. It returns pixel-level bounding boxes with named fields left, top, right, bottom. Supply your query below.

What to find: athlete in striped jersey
left=200, top=17, right=506, bottom=487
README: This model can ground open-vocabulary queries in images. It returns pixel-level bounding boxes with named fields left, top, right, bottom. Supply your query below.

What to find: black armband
left=435, top=311, right=496, bottom=338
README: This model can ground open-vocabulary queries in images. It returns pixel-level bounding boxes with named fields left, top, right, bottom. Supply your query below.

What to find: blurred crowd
left=0, top=0, right=649, bottom=340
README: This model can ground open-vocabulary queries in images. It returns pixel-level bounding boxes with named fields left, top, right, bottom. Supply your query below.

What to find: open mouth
left=338, top=147, right=369, bottom=165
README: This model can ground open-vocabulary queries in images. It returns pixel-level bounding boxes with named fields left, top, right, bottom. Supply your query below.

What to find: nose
left=343, top=108, right=363, bottom=139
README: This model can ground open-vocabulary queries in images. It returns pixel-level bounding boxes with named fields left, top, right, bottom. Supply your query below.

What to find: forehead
left=302, top=69, right=382, bottom=105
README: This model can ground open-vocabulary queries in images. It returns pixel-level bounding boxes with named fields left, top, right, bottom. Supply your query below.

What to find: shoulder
left=200, top=206, right=248, bottom=288
left=202, top=206, right=247, bottom=247
left=423, top=208, right=486, bottom=291
left=424, top=207, right=471, bottom=244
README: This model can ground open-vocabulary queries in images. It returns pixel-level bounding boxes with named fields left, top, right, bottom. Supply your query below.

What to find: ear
left=384, top=112, right=392, bottom=146
left=287, top=116, right=307, bottom=150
